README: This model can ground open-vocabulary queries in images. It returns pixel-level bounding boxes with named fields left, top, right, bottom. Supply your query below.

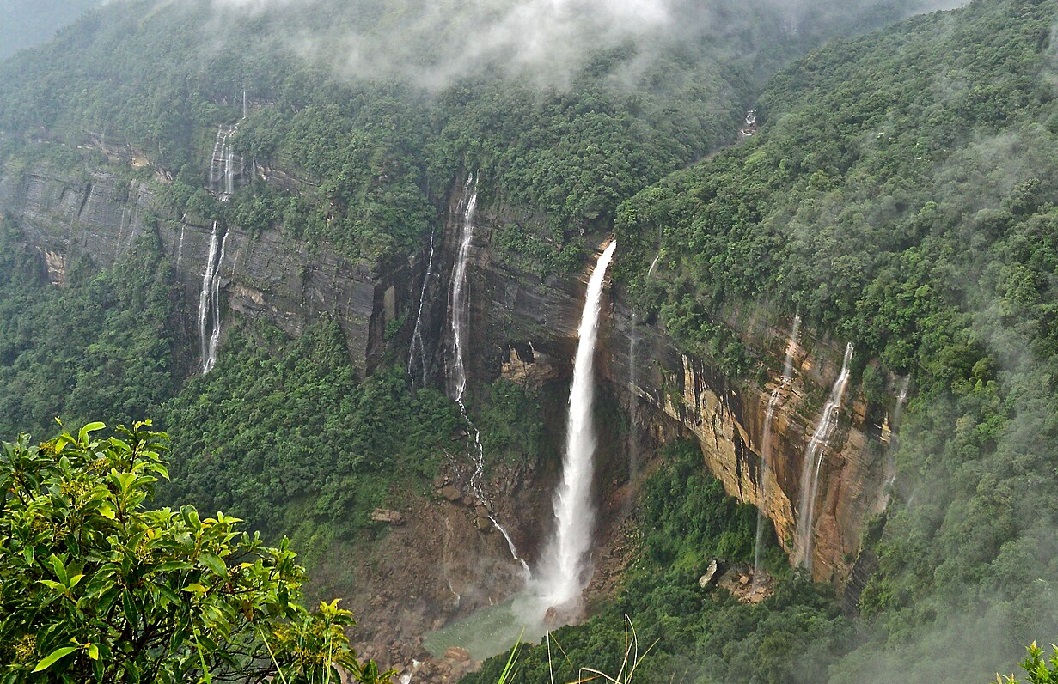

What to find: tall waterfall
left=754, top=315, right=800, bottom=580
left=536, top=240, right=617, bottom=613
left=407, top=226, right=437, bottom=384
left=448, top=175, right=476, bottom=402
left=794, top=341, right=853, bottom=569
left=446, top=175, right=528, bottom=575
left=199, top=221, right=228, bottom=374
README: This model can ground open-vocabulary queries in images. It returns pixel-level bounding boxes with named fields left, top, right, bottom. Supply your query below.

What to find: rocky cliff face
left=0, top=162, right=409, bottom=374
left=0, top=156, right=892, bottom=590
left=448, top=185, right=893, bottom=586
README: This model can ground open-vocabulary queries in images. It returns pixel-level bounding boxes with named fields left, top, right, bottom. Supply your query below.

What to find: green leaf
left=122, top=590, right=137, bottom=626
left=48, top=554, right=69, bottom=586
left=199, top=553, right=228, bottom=578
left=32, top=646, right=78, bottom=672
left=77, top=422, right=106, bottom=445
left=86, top=643, right=99, bottom=660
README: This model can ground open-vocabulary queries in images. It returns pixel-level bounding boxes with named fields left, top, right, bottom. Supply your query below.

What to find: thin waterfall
left=176, top=224, right=186, bottom=270
left=447, top=174, right=529, bottom=576
left=198, top=221, right=227, bottom=374
left=209, top=126, right=227, bottom=196
left=647, top=252, right=661, bottom=278
left=627, top=311, right=641, bottom=492
left=881, top=376, right=911, bottom=498
left=794, top=342, right=853, bottom=569
left=407, top=226, right=437, bottom=384
left=753, top=315, right=800, bottom=582
left=536, top=240, right=617, bottom=613
left=209, top=124, right=242, bottom=201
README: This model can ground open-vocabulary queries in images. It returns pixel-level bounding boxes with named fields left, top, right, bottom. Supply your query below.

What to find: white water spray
left=754, top=315, right=800, bottom=581
left=198, top=221, right=227, bottom=374
left=536, top=240, right=617, bottom=612
left=447, top=175, right=529, bottom=576
left=794, top=341, right=853, bottom=569
left=209, top=124, right=242, bottom=201
left=449, top=175, right=476, bottom=402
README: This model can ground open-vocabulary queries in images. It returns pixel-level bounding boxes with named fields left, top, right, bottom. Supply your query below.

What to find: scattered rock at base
left=371, top=509, right=406, bottom=525
left=443, top=646, right=470, bottom=662
left=699, top=558, right=722, bottom=588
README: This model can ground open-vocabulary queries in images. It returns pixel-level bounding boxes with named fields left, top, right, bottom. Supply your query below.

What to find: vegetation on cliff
left=606, top=0, right=1058, bottom=679
left=466, top=441, right=849, bottom=684
left=2, top=0, right=1058, bottom=681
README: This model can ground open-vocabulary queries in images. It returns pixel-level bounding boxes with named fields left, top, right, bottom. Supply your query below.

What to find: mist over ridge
left=197, top=0, right=971, bottom=91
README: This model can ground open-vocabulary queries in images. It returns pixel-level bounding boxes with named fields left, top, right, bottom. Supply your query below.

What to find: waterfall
left=881, top=375, right=911, bottom=500
left=627, top=311, right=641, bottom=491
left=794, top=342, right=853, bottom=569
left=407, top=227, right=437, bottom=384
left=198, top=221, right=227, bottom=374
left=647, top=252, right=661, bottom=278
left=753, top=315, right=800, bottom=582
left=536, top=240, right=617, bottom=613
left=176, top=224, right=186, bottom=270
left=209, top=124, right=241, bottom=201
left=446, top=175, right=529, bottom=576
left=448, top=175, right=476, bottom=402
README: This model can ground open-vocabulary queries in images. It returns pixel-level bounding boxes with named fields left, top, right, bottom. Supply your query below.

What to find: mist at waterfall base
left=425, top=241, right=617, bottom=661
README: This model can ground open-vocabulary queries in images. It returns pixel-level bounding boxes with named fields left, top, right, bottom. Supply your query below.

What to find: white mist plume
left=208, top=0, right=677, bottom=88
left=326, top=0, right=674, bottom=89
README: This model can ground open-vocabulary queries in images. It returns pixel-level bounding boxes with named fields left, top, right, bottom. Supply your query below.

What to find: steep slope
left=0, top=0, right=1028, bottom=679
left=468, top=0, right=1058, bottom=681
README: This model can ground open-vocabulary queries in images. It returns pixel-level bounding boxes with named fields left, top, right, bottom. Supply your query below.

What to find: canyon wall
left=0, top=165, right=409, bottom=374
left=0, top=159, right=893, bottom=586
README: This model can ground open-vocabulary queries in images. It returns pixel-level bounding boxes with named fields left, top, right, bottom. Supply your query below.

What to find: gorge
left=2, top=0, right=1058, bottom=681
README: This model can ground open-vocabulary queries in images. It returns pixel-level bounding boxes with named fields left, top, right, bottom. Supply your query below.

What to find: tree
left=998, top=643, right=1058, bottom=684
left=0, top=420, right=392, bottom=683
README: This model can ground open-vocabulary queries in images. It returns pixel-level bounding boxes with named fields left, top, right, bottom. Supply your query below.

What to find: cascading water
left=627, top=311, right=642, bottom=492
left=880, top=376, right=911, bottom=499
left=446, top=175, right=529, bottom=577
left=176, top=224, right=186, bottom=270
left=198, top=221, right=227, bottom=374
left=647, top=252, right=661, bottom=278
left=407, top=227, right=437, bottom=384
left=209, top=124, right=242, bottom=201
left=448, top=175, right=476, bottom=402
left=535, top=240, right=617, bottom=614
left=753, top=315, right=800, bottom=582
left=794, top=341, right=853, bottom=569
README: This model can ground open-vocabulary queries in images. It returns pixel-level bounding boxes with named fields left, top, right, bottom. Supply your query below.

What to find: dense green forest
left=606, top=0, right=1058, bottom=680
left=2, top=0, right=1058, bottom=681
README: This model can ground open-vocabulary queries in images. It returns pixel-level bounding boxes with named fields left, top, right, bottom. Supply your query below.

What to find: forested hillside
left=2, top=0, right=1055, bottom=681
left=0, top=0, right=911, bottom=542
left=477, top=0, right=1058, bottom=680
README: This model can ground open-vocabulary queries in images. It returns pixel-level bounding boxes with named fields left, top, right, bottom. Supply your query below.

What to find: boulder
left=370, top=509, right=405, bottom=525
